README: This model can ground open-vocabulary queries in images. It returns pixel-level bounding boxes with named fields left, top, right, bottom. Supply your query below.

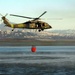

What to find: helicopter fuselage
left=2, top=16, right=52, bottom=31
left=1, top=11, right=52, bottom=32
left=12, top=20, right=52, bottom=29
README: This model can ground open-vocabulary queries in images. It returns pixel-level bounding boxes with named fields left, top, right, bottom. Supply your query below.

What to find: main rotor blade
left=38, top=11, right=47, bottom=18
left=10, top=14, right=35, bottom=19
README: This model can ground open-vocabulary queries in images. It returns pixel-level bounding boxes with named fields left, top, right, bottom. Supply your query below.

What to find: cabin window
left=38, top=23, right=41, bottom=28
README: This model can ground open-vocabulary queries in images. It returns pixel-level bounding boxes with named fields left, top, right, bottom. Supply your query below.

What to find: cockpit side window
left=42, top=23, right=45, bottom=26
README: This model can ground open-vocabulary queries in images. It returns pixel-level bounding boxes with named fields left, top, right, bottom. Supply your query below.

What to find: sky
left=0, top=0, right=75, bottom=30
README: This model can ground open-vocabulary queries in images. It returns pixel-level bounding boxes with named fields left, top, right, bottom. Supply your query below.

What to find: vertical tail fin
left=1, top=15, right=13, bottom=27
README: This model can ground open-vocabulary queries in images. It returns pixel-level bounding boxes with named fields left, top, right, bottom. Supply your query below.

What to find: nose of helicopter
left=49, top=25, right=52, bottom=28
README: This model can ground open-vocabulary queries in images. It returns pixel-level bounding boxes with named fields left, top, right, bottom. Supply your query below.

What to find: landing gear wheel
left=38, top=29, right=41, bottom=32
left=12, top=29, right=14, bottom=31
left=41, top=29, right=44, bottom=31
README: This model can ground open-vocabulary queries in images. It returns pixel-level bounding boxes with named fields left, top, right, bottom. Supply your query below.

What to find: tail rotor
left=0, top=13, right=8, bottom=25
left=0, top=13, right=3, bottom=17
left=5, top=13, right=8, bottom=17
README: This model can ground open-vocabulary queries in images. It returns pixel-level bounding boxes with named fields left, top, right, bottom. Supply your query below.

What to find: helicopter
left=0, top=11, right=52, bottom=32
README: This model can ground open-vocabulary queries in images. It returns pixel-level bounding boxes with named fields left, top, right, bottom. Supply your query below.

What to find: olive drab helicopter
left=0, top=11, right=52, bottom=32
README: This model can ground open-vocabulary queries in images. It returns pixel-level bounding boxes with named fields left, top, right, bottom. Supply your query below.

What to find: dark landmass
left=0, top=29, right=75, bottom=46
left=0, top=39, right=75, bottom=46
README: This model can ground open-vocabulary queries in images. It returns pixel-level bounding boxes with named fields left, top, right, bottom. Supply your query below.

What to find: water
left=0, top=46, right=75, bottom=75
left=0, top=46, right=75, bottom=52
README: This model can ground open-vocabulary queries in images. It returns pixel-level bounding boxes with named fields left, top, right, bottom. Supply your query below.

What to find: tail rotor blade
left=0, top=19, right=2, bottom=21
left=0, top=13, right=3, bottom=16
left=0, top=19, right=3, bottom=24
left=5, top=13, right=8, bottom=17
